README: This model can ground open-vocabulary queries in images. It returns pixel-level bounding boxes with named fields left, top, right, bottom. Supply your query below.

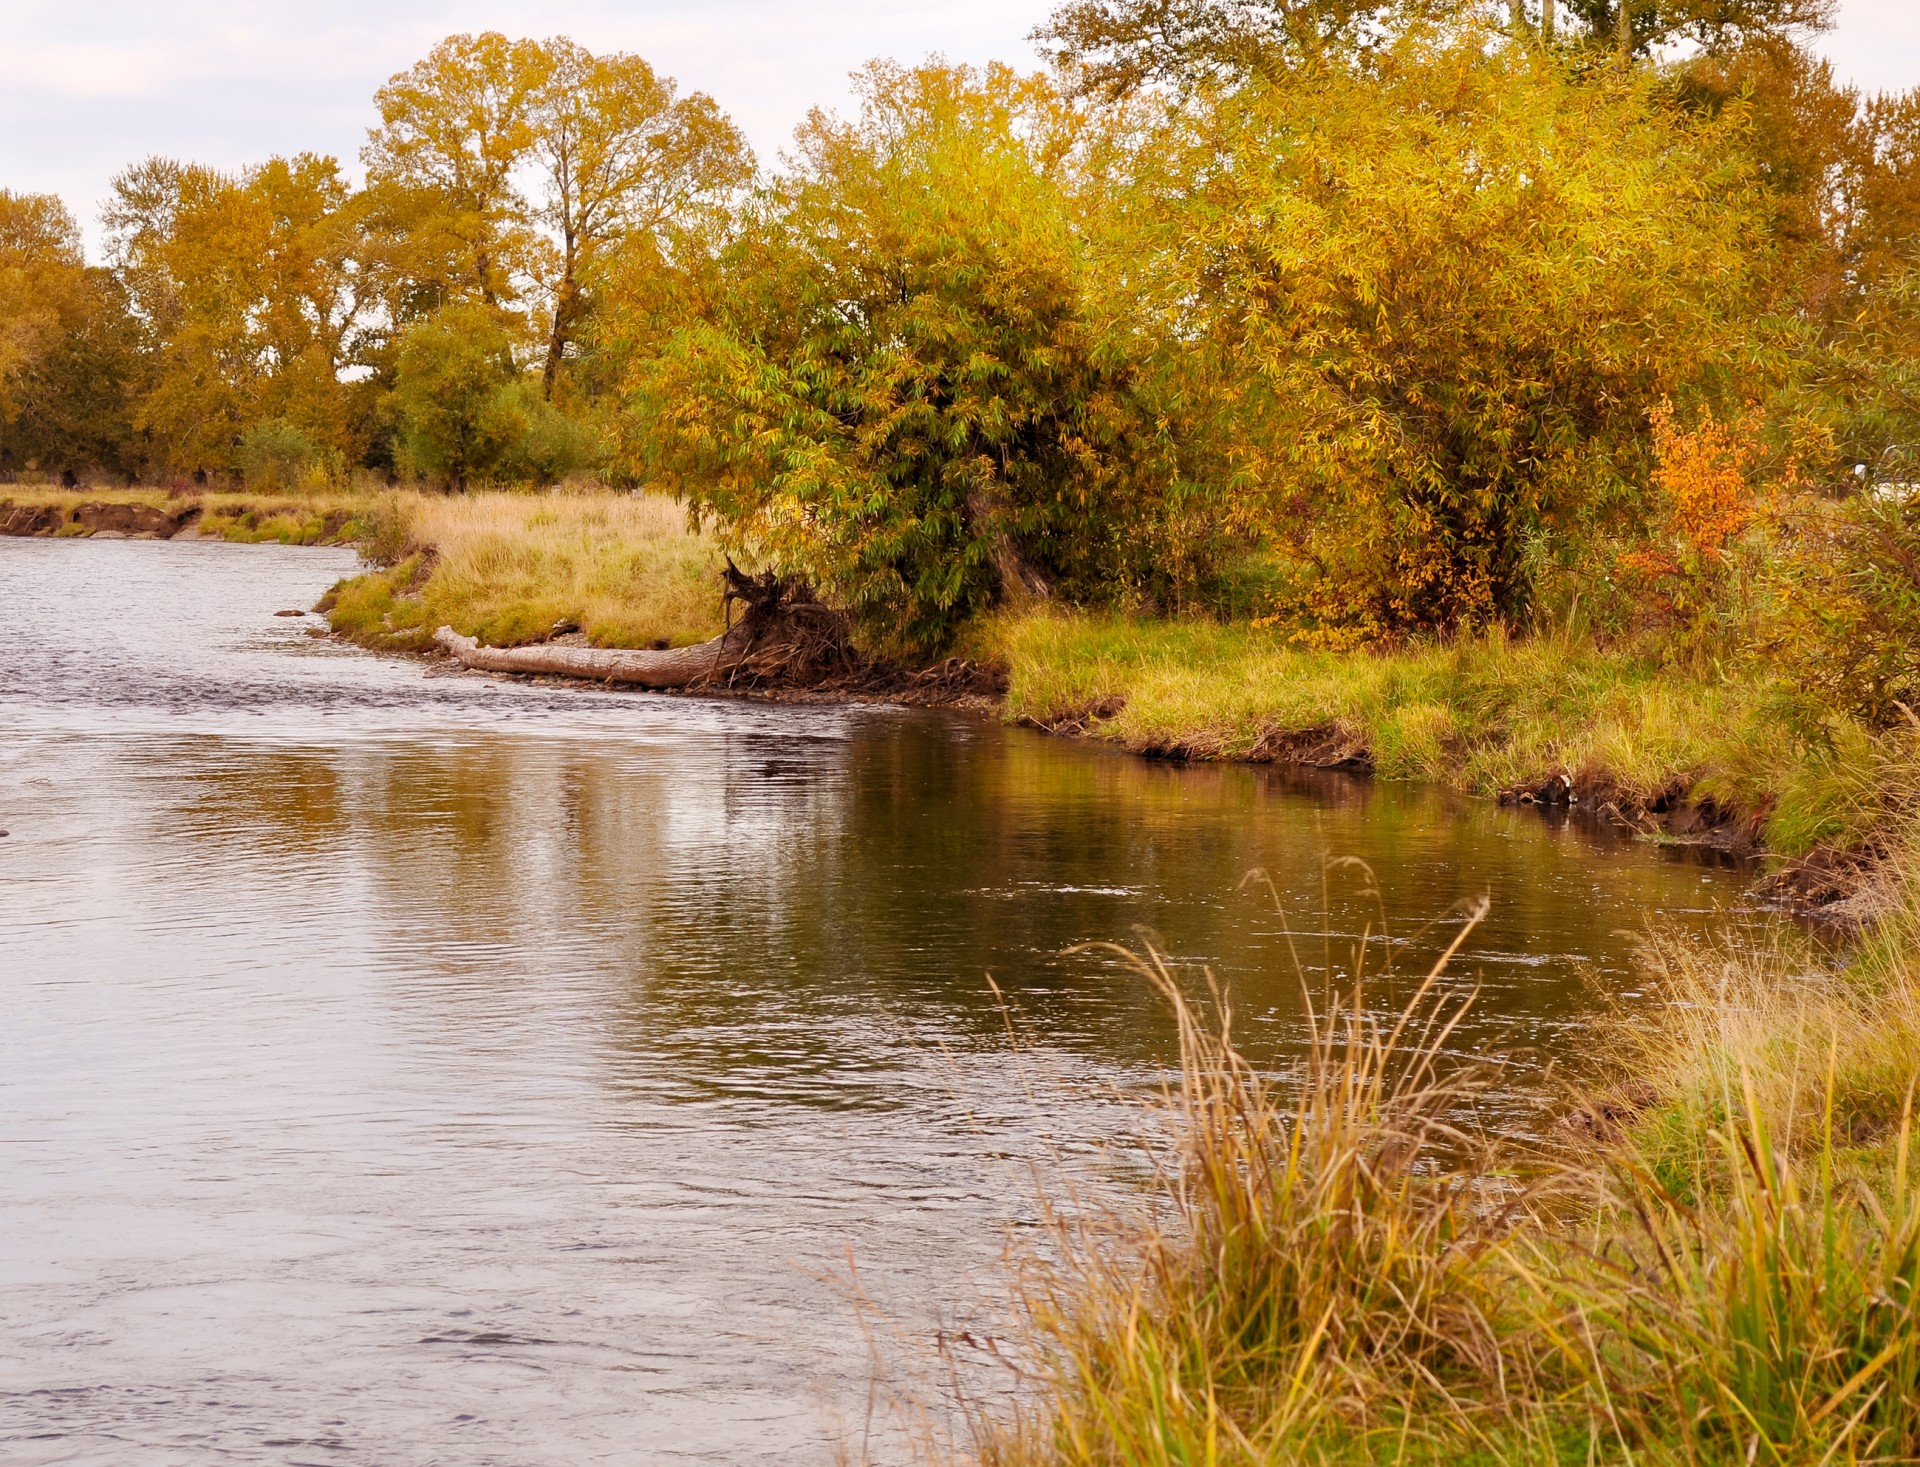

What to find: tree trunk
left=543, top=262, right=578, bottom=400
left=434, top=624, right=746, bottom=686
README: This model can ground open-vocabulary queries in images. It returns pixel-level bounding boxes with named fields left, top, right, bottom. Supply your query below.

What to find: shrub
left=237, top=420, right=334, bottom=491
left=634, top=63, right=1168, bottom=653
left=1765, top=490, right=1920, bottom=726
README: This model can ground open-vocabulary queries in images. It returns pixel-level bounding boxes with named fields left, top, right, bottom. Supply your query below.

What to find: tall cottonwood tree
left=363, top=32, right=546, bottom=315
left=527, top=41, right=752, bottom=398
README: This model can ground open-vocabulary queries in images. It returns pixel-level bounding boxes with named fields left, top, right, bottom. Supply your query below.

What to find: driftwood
left=433, top=623, right=745, bottom=686
left=433, top=562, right=858, bottom=690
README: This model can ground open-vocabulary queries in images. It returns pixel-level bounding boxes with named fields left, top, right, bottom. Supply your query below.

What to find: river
left=0, top=538, right=1759, bottom=1464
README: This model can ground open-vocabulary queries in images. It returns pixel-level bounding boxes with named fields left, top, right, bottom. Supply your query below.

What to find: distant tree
left=525, top=39, right=753, bottom=399
left=391, top=304, right=515, bottom=489
left=0, top=191, right=139, bottom=478
left=362, top=32, right=546, bottom=316
left=104, top=154, right=371, bottom=478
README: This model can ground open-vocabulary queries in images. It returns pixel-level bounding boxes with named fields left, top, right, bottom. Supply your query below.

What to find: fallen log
left=432, top=561, right=860, bottom=690
left=433, top=624, right=744, bottom=687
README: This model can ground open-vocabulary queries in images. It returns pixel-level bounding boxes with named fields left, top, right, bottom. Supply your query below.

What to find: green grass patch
left=981, top=609, right=1914, bottom=858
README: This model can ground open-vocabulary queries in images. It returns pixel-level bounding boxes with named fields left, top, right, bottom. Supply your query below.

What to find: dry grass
left=323, top=488, right=727, bottom=651
left=958, top=857, right=1920, bottom=1466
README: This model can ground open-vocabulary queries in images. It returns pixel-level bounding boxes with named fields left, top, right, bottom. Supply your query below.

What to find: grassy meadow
left=320, top=489, right=727, bottom=653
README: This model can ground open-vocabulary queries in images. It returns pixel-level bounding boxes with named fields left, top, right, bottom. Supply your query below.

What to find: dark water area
left=0, top=539, right=1763, bottom=1464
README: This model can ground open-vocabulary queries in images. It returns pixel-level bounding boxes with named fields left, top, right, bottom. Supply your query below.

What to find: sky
left=4, top=0, right=1918, bottom=254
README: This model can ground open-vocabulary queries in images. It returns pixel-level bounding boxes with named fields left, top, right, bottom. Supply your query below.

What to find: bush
left=633, top=63, right=1169, bottom=653
left=237, top=420, right=336, bottom=491
left=1766, top=491, right=1920, bottom=727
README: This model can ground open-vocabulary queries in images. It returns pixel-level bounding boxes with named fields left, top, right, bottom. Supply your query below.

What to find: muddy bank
left=1009, top=698, right=1902, bottom=923
left=1, top=494, right=360, bottom=544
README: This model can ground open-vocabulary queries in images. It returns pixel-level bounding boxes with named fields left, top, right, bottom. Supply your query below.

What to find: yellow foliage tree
left=1135, top=38, right=1783, bottom=635
left=0, top=191, right=138, bottom=479
left=105, top=154, right=370, bottom=478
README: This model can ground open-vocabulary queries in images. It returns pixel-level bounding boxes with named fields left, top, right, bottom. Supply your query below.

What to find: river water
left=0, top=539, right=1757, bottom=1465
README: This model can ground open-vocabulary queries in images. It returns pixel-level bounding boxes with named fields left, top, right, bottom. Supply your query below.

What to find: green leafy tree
left=634, top=62, right=1161, bottom=651
left=392, top=303, right=581, bottom=487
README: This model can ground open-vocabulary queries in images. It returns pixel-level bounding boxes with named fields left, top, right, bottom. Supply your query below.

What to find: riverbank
left=313, top=489, right=1908, bottom=904
left=980, top=612, right=1913, bottom=877
left=21, top=486, right=1905, bottom=904
left=0, top=486, right=369, bottom=545
left=10, top=501, right=1918, bottom=1459
left=960, top=834, right=1920, bottom=1466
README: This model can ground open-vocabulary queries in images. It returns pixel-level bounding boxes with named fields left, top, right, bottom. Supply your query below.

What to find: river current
left=0, top=538, right=1756, bottom=1464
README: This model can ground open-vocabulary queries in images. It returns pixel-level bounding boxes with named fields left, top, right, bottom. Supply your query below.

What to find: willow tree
left=633, top=63, right=1160, bottom=651
left=1145, top=39, right=1784, bottom=633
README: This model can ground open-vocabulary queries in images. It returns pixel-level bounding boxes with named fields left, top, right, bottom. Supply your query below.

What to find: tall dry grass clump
left=1534, top=905, right=1920, bottom=1464
left=977, top=908, right=1562, bottom=1464
left=963, top=872, right=1920, bottom=1466
left=325, top=488, right=726, bottom=650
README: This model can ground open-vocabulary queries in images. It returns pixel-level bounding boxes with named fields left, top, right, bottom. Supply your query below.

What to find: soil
left=0, top=496, right=357, bottom=544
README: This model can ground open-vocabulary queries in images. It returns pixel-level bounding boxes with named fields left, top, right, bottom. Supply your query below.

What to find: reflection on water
left=0, top=539, right=1758, bottom=1464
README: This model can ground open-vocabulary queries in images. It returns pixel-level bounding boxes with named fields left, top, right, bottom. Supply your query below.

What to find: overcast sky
left=5, top=0, right=1917, bottom=254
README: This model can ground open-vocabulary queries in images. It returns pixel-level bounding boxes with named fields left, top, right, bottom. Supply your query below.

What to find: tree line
left=3, top=0, right=1919, bottom=661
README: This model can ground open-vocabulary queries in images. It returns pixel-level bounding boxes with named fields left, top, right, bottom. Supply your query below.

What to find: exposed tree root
left=433, top=561, right=862, bottom=690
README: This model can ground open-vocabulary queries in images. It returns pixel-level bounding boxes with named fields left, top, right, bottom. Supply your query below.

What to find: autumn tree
left=1138, top=39, right=1783, bottom=633
left=526, top=40, right=752, bottom=398
left=634, top=63, right=1163, bottom=649
left=104, top=154, right=371, bottom=479
left=1032, top=0, right=1404, bottom=95
left=362, top=32, right=545, bottom=317
left=0, top=191, right=139, bottom=478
